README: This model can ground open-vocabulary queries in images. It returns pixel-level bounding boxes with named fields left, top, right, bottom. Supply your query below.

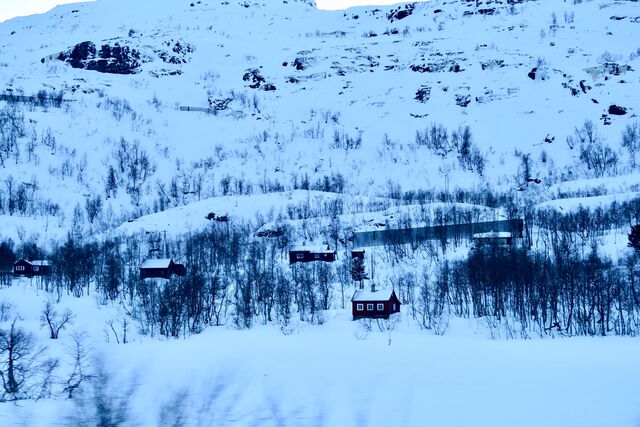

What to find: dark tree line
left=414, top=245, right=640, bottom=337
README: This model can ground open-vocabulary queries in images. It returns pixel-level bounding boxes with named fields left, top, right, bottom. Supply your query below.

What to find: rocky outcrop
left=608, top=105, right=627, bottom=115
left=387, top=3, right=416, bottom=22
left=55, top=41, right=141, bottom=74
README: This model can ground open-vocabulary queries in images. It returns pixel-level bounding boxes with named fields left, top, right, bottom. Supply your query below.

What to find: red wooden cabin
left=139, top=258, right=187, bottom=279
left=351, top=288, right=401, bottom=320
left=289, top=245, right=336, bottom=264
left=351, top=249, right=365, bottom=259
left=13, top=259, right=51, bottom=277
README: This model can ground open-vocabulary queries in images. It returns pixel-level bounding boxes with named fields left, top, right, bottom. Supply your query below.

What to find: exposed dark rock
left=478, top=8, right=496, bottom=15
left=157, top=40, right=195, bottom=64
left=205, top=212, right=230, bottom=221
left=527, top=67, right=537, bottom=80
left=608, top=104, right=627, bottom=115
left=59, top=41, right=96, bottom=68
left=579, top=80, right=590, bottom=93
left=243, top=68, right=266, bottom=88
left=387, top=3, right=415, bottom=22
left=562, top=82, right=579, bottom=96
left=293, top=57, right=306, bottom=70
left=208, top=97, right=232, bottom=110
left=411, top=59, right=464, bottom=73
left=57, top=41, right=141, bottom=74
left=411, top=64, right=432, bottom=73
left=242, top=69, right=276, bottom=90
left=415, top=86, right=431, bottom=103
left=455, top=94, right=471, bottom=107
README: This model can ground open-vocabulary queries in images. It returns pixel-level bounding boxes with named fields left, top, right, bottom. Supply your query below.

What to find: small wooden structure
left=351, top=288, right=401, bottom=320
left=13, top=259, right=51, bottom=277
left=472, top=231, right=513, bottom=247
left=139, top=258, right=187, bottom=279
left=351, top=249, right=365, bottom=259
left=289, top=245, right=336, bottom=264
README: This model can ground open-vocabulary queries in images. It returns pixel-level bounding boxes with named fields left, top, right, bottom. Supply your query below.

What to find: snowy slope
left=1, top=280, right=640, bottom=427
left=0, top=0, right=638, bottom=244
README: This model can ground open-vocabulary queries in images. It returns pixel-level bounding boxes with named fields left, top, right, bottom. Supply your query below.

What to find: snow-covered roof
left=140, top=258, right=174, bottom=269
left=15, top=259, right=51, bottom=266
left=472, top=231, right=512, bottom=239
left=290, top=245, right=335, bottom=253
left=352, top=289, right=397, bottom=302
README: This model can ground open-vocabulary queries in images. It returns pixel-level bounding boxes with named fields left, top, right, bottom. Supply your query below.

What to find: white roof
left=472, top=231, right=512, bottom=239
left=31, top=260, right=51, bottom=266
left=140, top=258, right=173, bottom=269
left=352, top=289, right=397, bottom=302
left=290, top=245, right=335, bottom=253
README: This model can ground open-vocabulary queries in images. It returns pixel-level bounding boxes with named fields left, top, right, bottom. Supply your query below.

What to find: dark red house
left=139, top=258, right=187, bottom=279
left=13, top=259, right=51, bottom=277
left=352, top=288, right=401, bottom=320
left=289, top=245, right=336, bottom=264
left=351, top=249, right=365, bottom=259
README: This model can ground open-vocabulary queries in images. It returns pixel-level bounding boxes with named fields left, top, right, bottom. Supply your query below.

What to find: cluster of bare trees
left=106, top=138, right=156, bottom=206
left=7, top=220, right=342, bottom=339
left=415, top=246, right=640, bottom=337
left=414, top=124, right=486, bottom=174
left=0, top=298, right=83, bottom=403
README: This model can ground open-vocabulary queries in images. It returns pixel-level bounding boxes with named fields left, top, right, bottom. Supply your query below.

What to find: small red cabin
left=13, top=259, right=51, bottom=277
left=289, top=245, right=336, bottom=264
left=351, top=288, right=401, bottom=320
left=351, top=249, right=365, bottom=259
left=139, top=258, right=187, bottom=280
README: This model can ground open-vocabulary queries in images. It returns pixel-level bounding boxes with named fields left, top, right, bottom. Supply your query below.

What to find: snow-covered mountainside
left=3, top=2, right=640, bottom=425
left=0, top=0, right=638, bottom=243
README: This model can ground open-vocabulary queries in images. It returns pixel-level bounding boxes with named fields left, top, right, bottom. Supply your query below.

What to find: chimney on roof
left=370, top=282, right=376, bottom=293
